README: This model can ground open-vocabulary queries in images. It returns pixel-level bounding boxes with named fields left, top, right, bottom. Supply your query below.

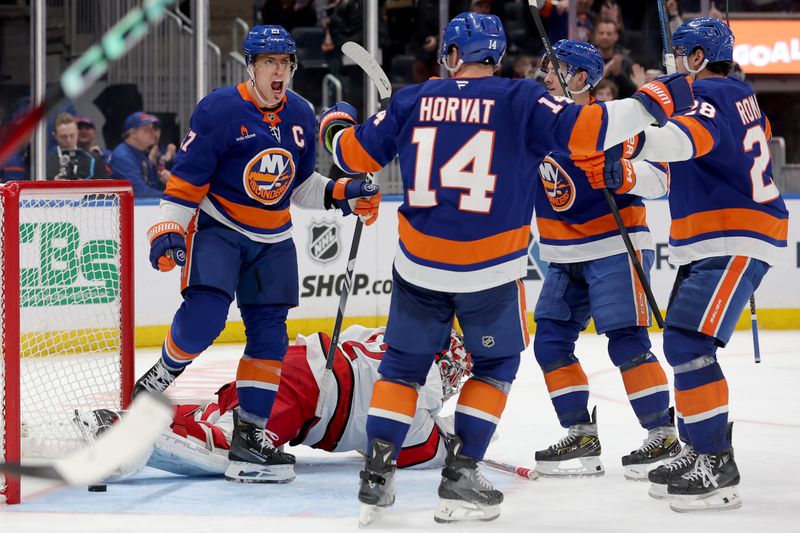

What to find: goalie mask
left=435, top=330, right=473, bottom=401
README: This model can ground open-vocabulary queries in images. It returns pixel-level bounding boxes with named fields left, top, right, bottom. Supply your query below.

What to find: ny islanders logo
left=243, top=148, right=296, bottom=205
left=538, top=156, right=575, bottom=212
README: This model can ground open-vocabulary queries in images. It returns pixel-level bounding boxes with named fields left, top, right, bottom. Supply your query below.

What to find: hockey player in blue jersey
left=318, top=12, right=694, bottom=525
left=132, top=26, right=381, bottom=484
left=530, top=40, right=679, bottom=481
left=595, top=18, right=789, bottom=511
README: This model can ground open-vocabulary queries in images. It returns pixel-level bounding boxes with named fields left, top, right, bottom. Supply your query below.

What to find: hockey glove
left=327, top=177, right=382, bottom=226
left=585, top=143, right=632, bottom=194
left=147, top=221, right=187, bottom=272
left=632, top=73, right=693, bottom=127
left=319, top=102, right=358, bottom=153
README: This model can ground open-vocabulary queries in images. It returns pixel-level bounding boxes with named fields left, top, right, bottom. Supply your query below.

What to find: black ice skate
left=647, top=443, right=698, bottom=499
left=622, top=422, right=681, bottom=481
left=534, top=406, right=603, bottom=477
left=667, top=447, right=742, bottom=512
left=224, top=409, right=296, bottom=483
left=434, top=435, right=503, bottom=524
left=358, top=438, right=397, bottom=527
left=132, top=358, right=184, bottom=398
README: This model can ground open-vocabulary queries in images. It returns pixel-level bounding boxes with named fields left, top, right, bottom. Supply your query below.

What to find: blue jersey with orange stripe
left=535, top=150, right=665, bottom=263
left=331, top=76, right=658, bottom=292
left=664, top=76, right=788, bottom=266
left=164, top=83, right=317, bottom=242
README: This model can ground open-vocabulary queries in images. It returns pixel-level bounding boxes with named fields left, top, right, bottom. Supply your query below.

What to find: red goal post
left=0, top=180, right=134, bottom=504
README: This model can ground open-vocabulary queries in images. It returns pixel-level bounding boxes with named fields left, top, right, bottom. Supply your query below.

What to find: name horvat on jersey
left=418, top=97, right=496, bottom=124
left=243, top=147, right=296, bottom=205
left=735, top=94, right=763, bottom=126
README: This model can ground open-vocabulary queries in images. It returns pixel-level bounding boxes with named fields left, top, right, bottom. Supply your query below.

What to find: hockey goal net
left=0, top=180, right=134, bottom=504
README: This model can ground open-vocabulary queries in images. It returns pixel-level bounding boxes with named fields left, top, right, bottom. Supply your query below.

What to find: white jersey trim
left=393, top=246, right=527, bottom=293
left=627, top=384, right=670, bottom=401
left=668, top=236, right=789, bottom=267
left=199, top=197, right=293, bottom=244
left=539, top=231, right=654, bottom=264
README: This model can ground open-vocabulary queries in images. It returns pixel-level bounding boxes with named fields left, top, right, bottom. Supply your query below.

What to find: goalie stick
left=0, top=0, right=178, bottom=168
left=482, top=458, right=539, bottom=481
left=0, top=392, right=172, bottom=486
left=528, top=0, right=664, bottom=328
left=315, top=42, right=391, bottom=417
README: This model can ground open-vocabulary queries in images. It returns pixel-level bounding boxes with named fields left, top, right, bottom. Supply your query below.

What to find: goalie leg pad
left=148, top=431, right=230, bottom=476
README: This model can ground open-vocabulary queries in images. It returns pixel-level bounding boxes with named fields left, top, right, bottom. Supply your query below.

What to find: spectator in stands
left=511, top=55, right=536, bottom=79
left=46, top=113, right=107, bottom=180
left=109, top=112, right=167, bottom=197
left=539, top=0, right=594, bottom=44
left=0, top=149, right=28, bottom=182
left=409, top=0, right=439, bottom=83
left=260, top=0, right=316, bottom=31
left=149, top=117, right=177, bottom=175
left=470, top=0, right=492, bottom=15
left=629, top=62, right=646, bottom=88
left=591, top=19, right=637, bottom=98
left=326, top=0, right=363, bottom=54
left=76, top=116, right=112, bottom=164
left=645, top=68, right=665, bottom=83
left=592, top=78, right=618, bottom=102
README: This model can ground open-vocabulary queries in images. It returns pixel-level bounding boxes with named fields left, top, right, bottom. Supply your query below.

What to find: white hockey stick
left=0, top=392, right=172, bottom=485
left=315, top=42, right=392, bottom=418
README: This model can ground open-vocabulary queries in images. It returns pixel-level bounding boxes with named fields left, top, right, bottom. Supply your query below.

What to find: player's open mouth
left=271, top=81, right=284, bottom=95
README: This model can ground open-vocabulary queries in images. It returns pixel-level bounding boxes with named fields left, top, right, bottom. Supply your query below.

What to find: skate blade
left=434, top=499, right=500, bottom=523
left=669, top=486, right=742, bottom=513
left=623, top=461, right=664, bottom=481
left=534, top=456, right=604, bottom=478
left=359, top=503, right=384, bottom=528
left=224, top=462, right=295, bottom=484
left=648, top=483, right=669, bottom=500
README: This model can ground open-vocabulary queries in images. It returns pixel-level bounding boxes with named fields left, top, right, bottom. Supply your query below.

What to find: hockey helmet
left=540, top=39, right=605, bottom=89
left=672, top=17, right=734, bottom=64
left=242, top=25, right=297, bottom=66
left=439, top=12, right=507, bottom=71
left=435, top=330, right=473, bottom=401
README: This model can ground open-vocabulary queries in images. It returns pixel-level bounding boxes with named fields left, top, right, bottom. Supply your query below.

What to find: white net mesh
left=8, top=189, right=126, bottom=460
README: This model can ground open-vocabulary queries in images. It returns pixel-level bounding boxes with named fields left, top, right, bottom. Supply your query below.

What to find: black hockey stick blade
left=0, top=0, right=177, bottom=168
left=0, top=392, right=172, bottom=485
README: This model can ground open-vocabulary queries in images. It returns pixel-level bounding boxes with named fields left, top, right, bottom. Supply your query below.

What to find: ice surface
left=3, top=330, right=798, bottom=532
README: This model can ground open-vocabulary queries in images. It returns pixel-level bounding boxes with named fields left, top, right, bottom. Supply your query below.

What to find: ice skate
left=132, top=358, right=184, bottom=398
left=667, top=447, right=742, bottom=512
left=622, top=423, right=681, bottom=480
left=647, top=444, right=697, bottom=499
left=434, top=435, right=503, bottom=523
left=358, top=438, right=397, bottom=527
left=224, top=409, right=295, bottom=483
left=534, top=407, right=603, bottom=477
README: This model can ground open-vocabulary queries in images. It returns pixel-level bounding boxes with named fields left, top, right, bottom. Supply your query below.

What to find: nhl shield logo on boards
left=308, top=219, right=341, bottom=264
left=538, top=155, right=576, bottom=212
left=243, top=148, right=296, bottom=206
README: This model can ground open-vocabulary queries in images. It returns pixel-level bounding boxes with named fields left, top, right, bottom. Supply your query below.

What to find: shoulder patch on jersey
left=538, top=155, right=576, bottom=212
left=243, top=147, right=296, bottom=205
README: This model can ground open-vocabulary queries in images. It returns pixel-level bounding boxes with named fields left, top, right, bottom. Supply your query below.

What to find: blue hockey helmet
left=672, top=17, right=734, bottom=63
left=242, top=25, right=297, bottom=65
left=439, top=12, right=507, bottom=70
left=541, top=39, right=605, bottom=89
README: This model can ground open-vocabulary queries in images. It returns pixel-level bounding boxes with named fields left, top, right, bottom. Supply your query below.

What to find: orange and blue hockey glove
left=147, top=221, right=186, bottom=272
left=632, top=73, right=693, bottom=126
left=326, top=177, right=381, bottom=226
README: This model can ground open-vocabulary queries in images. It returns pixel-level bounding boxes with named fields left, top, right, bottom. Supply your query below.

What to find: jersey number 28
left=408, top=127, right=497, bottom=213
left=742, top=125, right=779, bottom=203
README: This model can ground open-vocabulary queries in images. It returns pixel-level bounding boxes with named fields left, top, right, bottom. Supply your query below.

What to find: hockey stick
left=315, top=42, right=391, bottom=417
left=656, top=0, right=677, bottom=75
left=750, top=295, right=761, bottom=363
left=0, top=392, right=172, bottom=485
left=528, top=0, right=664, bottom=328
left=482, top=458, right=539, bottom=481
left=0, top=0, right=177, bottom=167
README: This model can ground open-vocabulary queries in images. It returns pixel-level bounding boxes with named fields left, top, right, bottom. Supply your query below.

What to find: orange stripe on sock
left=544, top=362, right=589, bottom=393
left=370, top=380, right=419, bottom=418
left=457, top=379, right=508, bottom=419
left=621, top=361, right=668, bottom=396
left=236, top=357, right=282, bottom=385
left=674, top=379, right=728, bottom=418
left=165, top=329, right=199, bottom=362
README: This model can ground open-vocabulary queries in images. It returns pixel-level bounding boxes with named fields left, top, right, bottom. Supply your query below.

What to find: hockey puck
left=88, top=484, right=107, bottom=492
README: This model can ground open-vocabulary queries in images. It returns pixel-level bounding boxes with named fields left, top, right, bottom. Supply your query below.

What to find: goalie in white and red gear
left=82, top=326, right=472, bottom=478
